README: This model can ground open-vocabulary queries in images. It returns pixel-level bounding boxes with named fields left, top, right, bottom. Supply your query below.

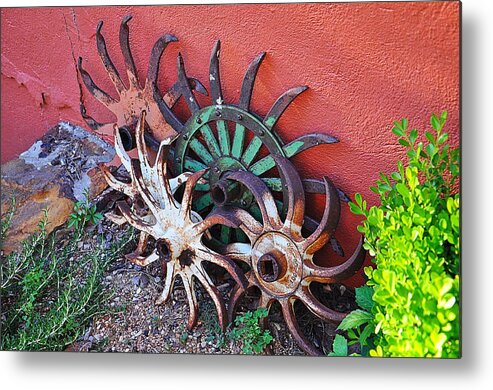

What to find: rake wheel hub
left=252, top=232, right=302, bottom=295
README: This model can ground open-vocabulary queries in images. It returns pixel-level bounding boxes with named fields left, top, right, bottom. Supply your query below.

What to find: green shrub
left=349, top=112, right=460, bottom=358
left=1, top=202, right=134, bottom=351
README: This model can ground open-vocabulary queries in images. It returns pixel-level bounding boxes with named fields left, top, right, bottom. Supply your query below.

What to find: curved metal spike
left=119, top=15, right=139, bottom=87
left=99, top=164, right=134, bottom=197
left=181, top=272, right=199, bottom=330
left=298, top=285, right=346, bottom=322
left=78, top=57, right=116, bottom=107
left=177, top=53, right=201, bottom=113
left=116, top=200, right=154, bottom=236
left=304, top=236, right=366, bottom=282
left=280, top=298, right=322, bottom=356
left=239, top=52, right=266, bottom=110
left=196, top=247, right=247, bottom=290
left=146, top=33, right=177, bottom=87
left=163, top=77, right=208, bottom=108
left=180, top=169, right=208, bottom=219
left=135, top=110, right=150, bottom=168
left=228, top=283, right=247, bottom=324
left=302, top=178, right=350, bottom=202
left=272, top=155, right=305, bottom=235
left=220, top=242, right=253, bottom=264
left=283, top=133, right=339, bottom=158
left=156, top=262, right=176, bottom=305
left=96, top=20, right=126, bottom=93
left=209, top=40, right=223, bottom=105
left=154, top=141, right=177, bottom=209
left=224, top=171, right=282, bottom=229
left=79, top=100, right=104, bottom=130
left=191, top=264, right=228, bottom=332
left=263, top=85, right=308, bottom=130
left=302, top=176, right=341, bottom=254
left=125, top=231, right=150, bottom=262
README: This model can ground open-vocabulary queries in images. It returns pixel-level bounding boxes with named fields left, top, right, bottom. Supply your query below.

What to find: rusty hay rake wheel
left=101, top=111, right=248, bottom=331
left=219, top=157, right=366, bottom=355
left=87, top=16, right=365, bottom=354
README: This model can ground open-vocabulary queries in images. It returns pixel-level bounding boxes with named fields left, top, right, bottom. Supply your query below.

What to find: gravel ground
left=68, top=189, right=356, bottom=356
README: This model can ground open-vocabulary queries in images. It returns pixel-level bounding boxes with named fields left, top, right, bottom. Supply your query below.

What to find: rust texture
left=92, top=16, right=365, bottom=355
left=219, top=157, right=366, bottom=355
left=78, top=16, right=207, bottom=144
left=101, top=111, right=247, bottom=331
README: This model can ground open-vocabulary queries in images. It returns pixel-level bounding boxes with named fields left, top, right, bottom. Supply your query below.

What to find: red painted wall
left=1, top=2, right=460, bottom=284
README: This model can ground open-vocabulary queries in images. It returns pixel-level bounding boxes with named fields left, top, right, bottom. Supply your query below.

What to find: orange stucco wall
left=0, top=2, right=460, bottom=284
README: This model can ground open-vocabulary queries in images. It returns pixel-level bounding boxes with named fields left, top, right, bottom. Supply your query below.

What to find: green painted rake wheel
left=171, top=41, right=338, bottom=244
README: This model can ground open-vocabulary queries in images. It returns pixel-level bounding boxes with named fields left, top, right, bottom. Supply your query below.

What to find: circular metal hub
left=252, top=232, right=302, bottom=297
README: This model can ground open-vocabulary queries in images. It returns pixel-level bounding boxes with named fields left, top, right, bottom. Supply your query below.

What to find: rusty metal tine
left=191, top=264, right=227, bottom=331
left=196, top=247, right=247, bottom=289
left=176, top=53, right=201, bottom=113
left=78, top=57, right=116, bottom=107
left=228, top=283, right=247, bottom=323
left=135, top=110, right=150, bottom=168
left=96, top=21, right=126, bottom=93
left=263, top=86, right=308, bottom=130
left=225, top=170, right=282, bottom=229
left=209, top=40, right=223, bottom=105
left=113, top=124, right=132, bottom=172
left=280, top=299, right=322, bottom=356
left=239, top=52, right=266, bottom=110
left=272, top=155, right=305, bottom=233
left=146, top=33, right=177, bottom=87
left=119, top=15, right=139, bottom=87
left=305, top=236, right=366, bottom=281
left=156, top=262, right=176, bottom=305
left=180, top=272, right=199, bottom=330
left=303, top=176, right=341, bottom=254
left=298, top=286, right=345, bottom=323
left=180, top=169, right=208, bottom=219
left=79, top=101, right=104, bottom=130
left=116, top=200, right=154, bottom=236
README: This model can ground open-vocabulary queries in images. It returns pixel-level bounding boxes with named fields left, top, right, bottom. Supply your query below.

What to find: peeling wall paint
left=0, top=3, right=460, bottom=284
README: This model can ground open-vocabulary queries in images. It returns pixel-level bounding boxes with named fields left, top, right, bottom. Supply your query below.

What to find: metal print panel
left=0, top=1, right=460, bottom=357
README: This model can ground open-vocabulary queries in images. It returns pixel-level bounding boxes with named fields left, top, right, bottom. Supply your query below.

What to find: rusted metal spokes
left=220, top=157, right=366, bottom=355
left=78, top=16, right=207, bottom=144
left=101, top=111, right=247, bottom=331
left=171, top=41, right=339, bottom=244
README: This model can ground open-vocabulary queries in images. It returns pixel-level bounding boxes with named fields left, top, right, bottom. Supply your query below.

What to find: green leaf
left=337, top=310, right=373, bottom=331
left=392, top=126, right=405, bottom=137
left=355, top=286, right=374, bottom=312
left=409, top=129, right=418, bottom=145
left=355, top=193, right=363, bottom=207
left=431, top=113, right=441, bottom=131
left=330, top=334, right=348, bottom=356
left=437, top=133, right=448, bottom=145
left=359, top=323, right=374, bottom=348
left=349, top=202, right=365, bottom=216
left=398, top=139, right=410, bottom=147
left=396, top=183, right=410, bottom=199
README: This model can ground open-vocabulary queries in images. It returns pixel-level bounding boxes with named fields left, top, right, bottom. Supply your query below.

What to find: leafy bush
left=1, top=201, right=134, bottom=351
left=349, top=112, right=460, bottom=358
left=229, top=308, right=273, bottom=354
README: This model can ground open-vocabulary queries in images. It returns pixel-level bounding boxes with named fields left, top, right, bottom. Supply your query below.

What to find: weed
left=68, top=189, right=103, bottom=232
left=229, top=308, right=273, bottom=355
left=0, top=200, right=135, bottom=351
